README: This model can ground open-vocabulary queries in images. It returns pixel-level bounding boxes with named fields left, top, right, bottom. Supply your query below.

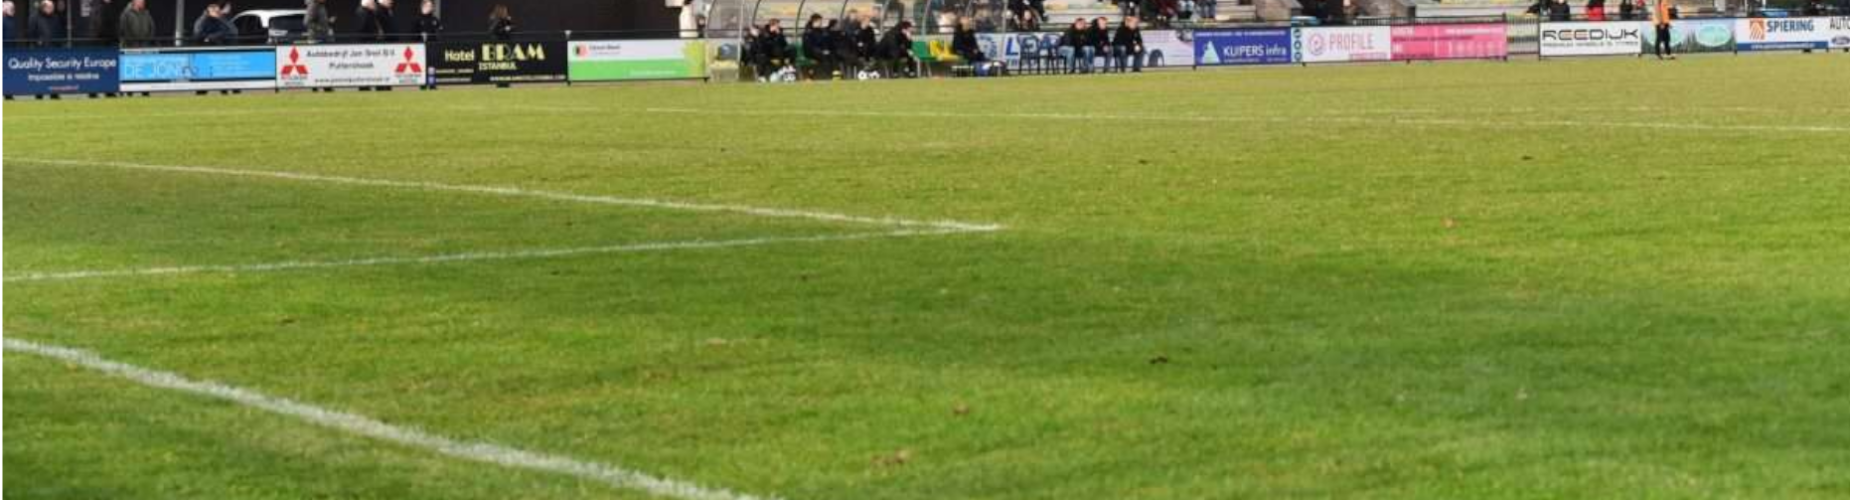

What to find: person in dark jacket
left=117, top=0, right=152, bottom=46
left=1547, top=0, right=1571, bottom=21
left=488, top=3, right=514, bottom=40
left=1089, top=17, right=1111, bottom=72
left=950, top=16, right=986, bottom=62
left=1113, top=16, right=1145, bottom=73
left=4, top=1, right=17, bottom=41
left=194, top=3, right=235, bottom=45
left=831, top=19, right=865, bottom=77
left=27, top=0, right=61, bottom=46
left=1058, top=19, right=1088, bottom=73
left=876, top=20, right=917, bottom=78
left=801, top=15, right=832, bottom=79
left=376, top=0, right=397, bottom=39
left=1617, top=0, right=1634, bottom=20
left=414, top=0, right=440, bottom=38
left=355, top=0, right=385, bottom=40
left=87, top=0, right=118, bottom=45
left=853, top=14, right=878, bottom=62
left=757, top=18, right=792, bottom=78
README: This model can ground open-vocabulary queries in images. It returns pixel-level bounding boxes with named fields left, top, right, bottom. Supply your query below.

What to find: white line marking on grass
left=3, top=338, right=787, bottom=500
left=6, top=158, right=1005, bottom=233
left=6, top=229, right=973, bottom=283
left=644, top=107, right=1850, bottom=134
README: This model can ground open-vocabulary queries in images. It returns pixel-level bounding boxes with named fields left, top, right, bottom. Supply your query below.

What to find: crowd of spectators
left=745, top=10, right=922, bottom=81
left=0, top=0, right=482, bottom=46
left=744, top=11, right=1149, bottom=82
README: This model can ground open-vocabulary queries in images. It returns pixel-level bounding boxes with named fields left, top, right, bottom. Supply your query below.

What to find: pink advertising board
left=1391, top=24, right=1509, bottom=61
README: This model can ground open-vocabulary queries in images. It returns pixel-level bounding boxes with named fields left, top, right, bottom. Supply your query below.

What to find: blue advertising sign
left=120, top=48, right=277, bottom=92
left=3, top=48, right=121, bottom=96
left=1194, top=29, right=1293, bottom=66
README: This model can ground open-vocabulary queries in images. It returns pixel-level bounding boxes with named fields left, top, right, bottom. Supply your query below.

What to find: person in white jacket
left=678, top=0, right=699, bottom=39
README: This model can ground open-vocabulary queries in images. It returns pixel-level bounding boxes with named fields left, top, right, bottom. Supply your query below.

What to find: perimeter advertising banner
left=1642, top=18, right=1735, bottom=54
left=120, top=47, right=277, bottom=92
left=1539, top=21, right=1645, bottom=56
left=1294, top=26, right=1392, bottom=63
left=1141, top=30, right=1197, bottom=68
left=276, top=44, right=426, bottom=88
left=1736, top=17, right=1831, bottom=51
left=1391, top=23, right=1508, bottom=61
left=1194, top=29, right=1293, bottom=65
left=3, top=48, right=120, bottom=95
left=975, top=32, right=1061, bottom=64
left=431, top=41, right=567, bottom=85
left=1833, top=17, right=1850, bottom=48
left=567, top=40, right=707, bottom=81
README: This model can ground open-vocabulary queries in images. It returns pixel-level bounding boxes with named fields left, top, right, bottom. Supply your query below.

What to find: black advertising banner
left=430, top=41, right=568, bottom=85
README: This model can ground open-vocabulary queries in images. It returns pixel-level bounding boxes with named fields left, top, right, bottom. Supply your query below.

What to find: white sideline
left=2, top=338, right=787, bottom=500
left=7, top=158, right=1005, bottom=233
left=643, top=107, right=1850, bottom=134
left=5, top=229, right=969, bottom=283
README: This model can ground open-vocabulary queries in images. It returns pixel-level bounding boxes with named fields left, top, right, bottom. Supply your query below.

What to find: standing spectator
left=1089, top=17, right=1111, bottom=72
left=1200, top=0, right=1217, bottom=20
left=1586, top=0, right=1605, bottom=20
left=376, top=0, right=397, bottom=39
left=1548, top=0, right=1570, bottom=21
left=951, top=16, right=986, bottom=62
left=27, top=0, right=60, bottom=46
left=353, top=0, right=381, bottom=40
left=487, top=4, right=514, bottom=40
left=3, top=1, right=16, bottom=41
left=677, top=0, right=697, bottom=39
left=194, top=3, right=235, bottom=44
left=414, top=0, right=439, bottom=38
left=86, top=0, right=117, bottom=45
left=305, top=0, right=331, bottom=41
left=1113, top=16, right=1144, bottom=73
left=117, top=0, right=151, bottom=46
left=1652, top=0, right=1672, bottom=59
left=1617, top=0, right=1634, bottom=20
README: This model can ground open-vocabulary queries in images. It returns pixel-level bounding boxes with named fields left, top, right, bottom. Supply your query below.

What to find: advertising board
left=431, top=41, right=567, bottom=85
left=1641, top=18, right=1735, bottom=54
left=1294, top=26, right=1392, bottom=63
left=1391, top=23, right=1508, bottom=61
left=276, top=44, right=426, bottom=89
left=1736, top=17, right=1831, bottom=51
left=120, top=48, right=277, bottom=92
left=567, top=40, right=708, bottom=81
left=3, top=48, right=120, bottom=95
left=1539, top=21, right=1646, bottom=56
left=1194, top=29, right=1293, bottom=65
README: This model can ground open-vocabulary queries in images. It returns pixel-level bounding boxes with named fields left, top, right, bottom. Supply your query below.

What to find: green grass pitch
left=5, top=53, right=1850, bottom=499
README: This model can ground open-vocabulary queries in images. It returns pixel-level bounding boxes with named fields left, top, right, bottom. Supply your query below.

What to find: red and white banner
left=276, top=44, right=426, bottom=88
left=1391, top=24, right=1509, bottom=61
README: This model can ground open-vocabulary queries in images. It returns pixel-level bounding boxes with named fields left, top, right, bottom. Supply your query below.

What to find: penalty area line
left=5, top=229, right=980, bottom=283
left=2, top=338, right=788, bottom=500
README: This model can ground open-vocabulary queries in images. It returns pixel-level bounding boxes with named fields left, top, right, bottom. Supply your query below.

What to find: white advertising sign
left=276, top=44, right=426, bottom=88
left=1834, top=17, right=1850, bottom=49
left=1539, top=21, right=1646, bottom=56
left=1735, top=17, right=1834, bottom=51
left=1294, top=26, right=1391, bottom=63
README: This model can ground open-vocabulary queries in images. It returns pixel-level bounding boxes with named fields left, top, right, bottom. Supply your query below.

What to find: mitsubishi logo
left=281, top=47, right=309, bottom=76
left=395, top=47, right=423, bottom=74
